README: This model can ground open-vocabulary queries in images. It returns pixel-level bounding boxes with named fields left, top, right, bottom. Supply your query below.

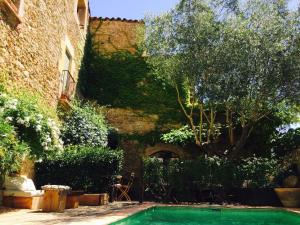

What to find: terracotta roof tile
left=90, top=16, right=143, bottom=23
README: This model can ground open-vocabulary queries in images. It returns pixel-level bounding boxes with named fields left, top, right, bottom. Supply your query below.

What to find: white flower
left=17, top=118, right=25, bottom=125
left=44, top=146, right=49, bottom=151
left=36, top=114, right=43, bottom=120
left=6, top=99, right=18, bottom=110
left=58, top=139, right=64, bottom=145
left=24, top=116, right=30, bottom=123
left=0, top=93, right=7, bottom=98
left=35, top=125, right=42, bottom=131
left=5, top=116, right=13, bottom=122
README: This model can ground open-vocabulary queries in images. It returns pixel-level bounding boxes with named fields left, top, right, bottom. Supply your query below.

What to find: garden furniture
left=41, top=185, right=70, bottom=212
left=112, top=172, right=135, bottom=201
left=79, top=193, right=109, bottom=206
left=2, top=175, right=44, bottom=210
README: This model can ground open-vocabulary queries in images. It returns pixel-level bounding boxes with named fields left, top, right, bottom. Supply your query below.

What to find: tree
left=145, top=0, right=300, bottom=156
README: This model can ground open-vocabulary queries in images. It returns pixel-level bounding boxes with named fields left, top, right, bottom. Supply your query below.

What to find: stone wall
left=0, top=0, right=89, bottom=107
left=90, top=17, right=143, bottom=54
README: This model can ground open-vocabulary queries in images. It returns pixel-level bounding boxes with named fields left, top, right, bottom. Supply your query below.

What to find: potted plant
left=274, top=150, right=300, bottom=208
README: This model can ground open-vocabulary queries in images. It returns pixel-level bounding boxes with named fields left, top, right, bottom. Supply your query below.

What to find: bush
left=143, top=154, right=280, bottom=202
left=0, top=116, right=29, bottom=179
left=61, top=101, right=108, bottom=147
left=0, top=91, right=62, bottom=158
left=35, top=146, right=123, bottom=193
left=161, top=126, right=195, bottom=146
left=271, top=128, right=300, bottom=157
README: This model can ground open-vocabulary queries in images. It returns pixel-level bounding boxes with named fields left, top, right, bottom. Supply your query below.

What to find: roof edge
left=90, top=16, right=144, bottom=23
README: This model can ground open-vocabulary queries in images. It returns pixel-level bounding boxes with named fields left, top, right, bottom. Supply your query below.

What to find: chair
left=112, top=172, right=135, bottom=201
left=2, top=175, right=44, bottom=210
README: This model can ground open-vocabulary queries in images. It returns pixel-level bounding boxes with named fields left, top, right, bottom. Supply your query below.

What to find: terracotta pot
left=274, top=188, right=300, bottom=208
left=283, top=175, right=298, bottom=188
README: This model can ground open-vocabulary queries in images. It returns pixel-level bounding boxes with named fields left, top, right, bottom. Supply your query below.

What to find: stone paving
left=0, top=202, right=155, bottom=225
left=0, top=202, right=299, bottom=225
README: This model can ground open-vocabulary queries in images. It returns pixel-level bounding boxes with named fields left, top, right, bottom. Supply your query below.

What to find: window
left=76, top=0, right=87, bottom=30
left=59, top=50, right=75, bottom=100
left=0, top=0, right=24, bottom=24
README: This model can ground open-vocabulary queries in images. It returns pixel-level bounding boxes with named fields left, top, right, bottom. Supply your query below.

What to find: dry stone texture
left=0, top=0, right=88, bottom=107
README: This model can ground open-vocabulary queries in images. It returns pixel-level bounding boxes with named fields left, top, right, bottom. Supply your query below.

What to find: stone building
left=0, top=0, right=90, bottom=107
left=90, top=17, right=143, bottom=55
left=89, top=17, right=189, bottom=185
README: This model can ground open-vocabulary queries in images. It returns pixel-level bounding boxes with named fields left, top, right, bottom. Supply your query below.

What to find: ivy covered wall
left=79, top=18, right=185, bottom=143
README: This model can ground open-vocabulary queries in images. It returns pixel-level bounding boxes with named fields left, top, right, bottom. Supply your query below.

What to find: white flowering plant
left=61, top=101, right=108, bottom=147
left=0, top=91, right=63, bottom=158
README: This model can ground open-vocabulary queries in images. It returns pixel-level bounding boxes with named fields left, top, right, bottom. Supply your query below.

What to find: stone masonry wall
left=89, top=19, right=182, bottom=196
left=0, top=0, right=89, bottom=107
left=90, top=17, right=143, bottom=54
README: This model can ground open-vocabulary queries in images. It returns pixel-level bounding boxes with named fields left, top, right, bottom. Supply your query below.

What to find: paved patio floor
left=0, top=202, right=155, bottom=225
left=0, top=202, right=299, bottom=225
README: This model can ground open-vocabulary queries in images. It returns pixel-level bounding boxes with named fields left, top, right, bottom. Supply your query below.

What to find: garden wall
left=0, top=0, right=89, bottom=107
left=87, top=18, right=185, bottom=197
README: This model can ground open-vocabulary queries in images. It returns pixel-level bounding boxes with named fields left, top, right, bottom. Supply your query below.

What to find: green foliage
left=0, top=91, right=62, bottom=159
left=79, top=27, right=182, bottom=127
left=0, top=116, right=29, bottom=178
left=238, top=154, right=280, bottom=188
left=161, top=125, right=195, bottom=145
left=145, top=0, right=300, bottom=152
left=35, top=146, right=124, bottom=193
left=143, top=154, right=280, bottom=201
left=61, top=101, right=108, bottom=147
left=271, top=128, right=300, bottom=157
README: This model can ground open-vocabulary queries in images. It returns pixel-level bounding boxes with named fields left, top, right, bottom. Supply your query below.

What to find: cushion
left=3, top=190, right=44, bottom=197
left=4, top=175, right=36, bottom=191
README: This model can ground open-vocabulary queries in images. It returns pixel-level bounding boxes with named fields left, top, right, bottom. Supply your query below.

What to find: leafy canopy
left=145, top=0, right=300, bottom=154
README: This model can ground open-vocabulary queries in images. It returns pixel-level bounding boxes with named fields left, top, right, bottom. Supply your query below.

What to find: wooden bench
left=79, top=193, right=109, bottom=206
left=3, top=190, right=44, bottom=210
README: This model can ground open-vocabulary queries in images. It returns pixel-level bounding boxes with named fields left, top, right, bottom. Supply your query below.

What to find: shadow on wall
left=77, top=25, right=183, bottom=125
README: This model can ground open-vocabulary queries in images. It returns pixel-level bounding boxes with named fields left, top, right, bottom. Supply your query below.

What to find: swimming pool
left=110, top=206, right=300, bottom=225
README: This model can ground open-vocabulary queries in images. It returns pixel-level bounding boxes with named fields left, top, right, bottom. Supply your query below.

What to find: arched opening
left=150, top=150, right=179, bottom=166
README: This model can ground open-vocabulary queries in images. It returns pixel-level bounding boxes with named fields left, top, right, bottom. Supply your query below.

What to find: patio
left=0, top=202, right=155, bottom=225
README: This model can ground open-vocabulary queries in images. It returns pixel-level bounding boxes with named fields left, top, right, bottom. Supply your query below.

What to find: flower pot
left=274, top=188, right=300, bottom=208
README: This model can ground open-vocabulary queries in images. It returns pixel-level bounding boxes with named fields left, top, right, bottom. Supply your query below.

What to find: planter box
left=3, top=196, right=43, bottom=210
left=66, top=191, right=84, bottom=209
left=275, top=188, right=300, bottom=208
left=229, top=188, right=282, bottom=206
left=79, top=193, right=109, bottom=206
left=41, top=185, right=70, bottom=212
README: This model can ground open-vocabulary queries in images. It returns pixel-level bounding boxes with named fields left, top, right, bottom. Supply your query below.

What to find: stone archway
left=144, top=143, right=185, bottom=158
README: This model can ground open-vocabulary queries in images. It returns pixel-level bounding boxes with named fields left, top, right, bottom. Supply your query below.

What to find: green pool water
left=110, top=206, right=300, bottom=225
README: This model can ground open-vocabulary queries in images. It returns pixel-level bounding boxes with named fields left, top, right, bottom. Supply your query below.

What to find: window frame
left=1, top=0, right=24, bottom=24
left=75, top=0, right=88, bottom=32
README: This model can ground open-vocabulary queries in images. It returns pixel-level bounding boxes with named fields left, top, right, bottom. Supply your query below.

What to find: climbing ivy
left=78, top=26, right=184, bottom=129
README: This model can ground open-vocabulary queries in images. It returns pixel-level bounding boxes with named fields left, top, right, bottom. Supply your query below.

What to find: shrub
left=270, top=128, right=300, bottom=157
left=35, top=146, right=123, bottom=193
left=0, top=116, right=29, bottom=180
left=61, top=101, right=108, bottom=147
left=0, top=91, right=62, bottom=158
left=143, top=154, right=280, bottom=202
left=161, top=126, right=195, bottom=146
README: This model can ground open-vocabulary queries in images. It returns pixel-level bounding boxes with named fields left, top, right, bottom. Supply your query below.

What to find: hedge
left=35, top=146, right=123, bottom=193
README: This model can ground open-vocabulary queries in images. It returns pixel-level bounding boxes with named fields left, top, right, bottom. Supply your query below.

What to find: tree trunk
left=231, top=124, right=253, bottom=157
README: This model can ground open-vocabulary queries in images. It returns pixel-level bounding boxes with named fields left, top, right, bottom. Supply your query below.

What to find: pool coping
left=109, top=204, right=300, bottom=224
left=0, top=203, right=298, bottom=225
left=106, top=203, right=300, bottom=225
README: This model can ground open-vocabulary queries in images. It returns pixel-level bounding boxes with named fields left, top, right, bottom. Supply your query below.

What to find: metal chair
left=112, top=172, right=135, bottom=201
